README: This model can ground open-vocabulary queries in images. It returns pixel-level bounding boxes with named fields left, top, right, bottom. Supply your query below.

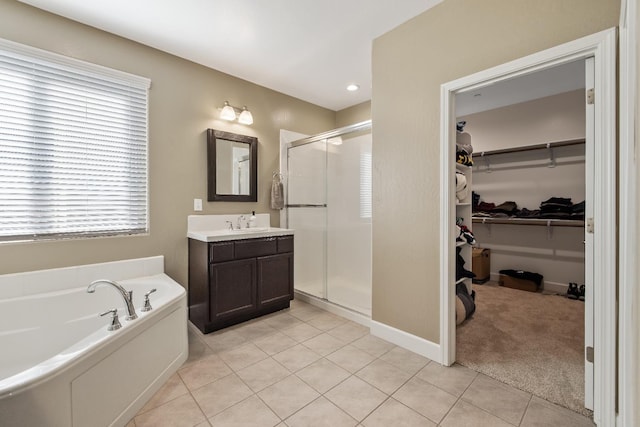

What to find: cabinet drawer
left=234, top=238, right=277, bottom=259
left=277, top=236, right=294, bottom=253
left=209, top=242, right=234, bottom=263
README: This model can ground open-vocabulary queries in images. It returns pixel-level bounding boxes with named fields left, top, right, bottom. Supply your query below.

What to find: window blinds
left=0, top=39, right=150, bottom=242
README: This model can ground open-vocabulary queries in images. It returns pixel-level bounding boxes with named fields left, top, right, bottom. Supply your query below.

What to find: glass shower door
left=287, top=140, right=327, bottom=299
left=326, top=131, right=372, bottom=316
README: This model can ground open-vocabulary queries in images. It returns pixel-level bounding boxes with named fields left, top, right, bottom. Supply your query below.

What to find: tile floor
left=127, top=300, right=595, bottom=427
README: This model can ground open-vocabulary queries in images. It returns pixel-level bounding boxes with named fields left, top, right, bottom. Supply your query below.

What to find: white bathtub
left=0, top=256, right=188, bottom=427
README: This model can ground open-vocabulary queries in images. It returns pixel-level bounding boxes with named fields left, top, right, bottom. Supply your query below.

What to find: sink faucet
left=87, top=279, right=138, bottom=320
left=237, top=215, right=246, bottom=229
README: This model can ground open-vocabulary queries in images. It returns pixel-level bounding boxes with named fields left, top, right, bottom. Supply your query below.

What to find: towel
left=271, top=174, right=284, bottom=210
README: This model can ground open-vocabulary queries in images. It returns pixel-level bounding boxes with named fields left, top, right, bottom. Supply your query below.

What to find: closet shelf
left=456, top=202, right=471, bottom=206
left=471, top=138, right=585, bottom=158
left=472, top=217, right=585, bottom=227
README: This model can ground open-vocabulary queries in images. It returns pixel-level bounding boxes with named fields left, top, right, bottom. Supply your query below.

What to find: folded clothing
left=492, top=201, right=517, bottom=215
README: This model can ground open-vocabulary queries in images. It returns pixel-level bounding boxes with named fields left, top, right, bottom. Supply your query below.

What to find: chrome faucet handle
left=141, top=288, right=157, bottom=312
left=225, top=220, right=234, bottom=230
left=236, top=215, right=246, bottom=230
left=99, top=308, right=122, bottom=331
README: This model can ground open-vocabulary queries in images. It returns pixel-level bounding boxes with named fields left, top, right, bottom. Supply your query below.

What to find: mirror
left=207, top=129, right=257, bottom=202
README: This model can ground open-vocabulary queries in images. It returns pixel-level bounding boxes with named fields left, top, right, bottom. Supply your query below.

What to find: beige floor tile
left=326, top=344, right=376, bottom=373
left=281, top=322, right=323, bottom=342
left=461, top=374, right=531, bottom=425
left=355, top=359, right=413, bottom=394
left=440, top=399, right=514, bottom=427
left=134, top=394, right=206, bottom=427
left=285, top=396, right=357, bottom=427
left=379, top=346, right=430, bottom=375
left=138, top=373, right=189, bottom=414
left=302, top=333, right=347, bottom=356
left=218, top=342, right=269, bottom=371
left=272, top=343, right=322, bottom=372
left=416, top=362, right=477, bottom=397
left=125, top=420, right=136, bottom=427
left=252, top=331, right=298, bottom=355
left=185, top=328, right=215, bottom=366
left=362, top=398, right=436, bottom=427
left=208, top=395, right=280, bottom=427
left=263, top=312, right=304, bottom=330
left=392, top=376, right=457, bottom=423
left=191, top=373, right=253, bottom=418
left=233, top=320, right=279, bottom=341
left=289, top=304, right=325, bottom=321
left=325, top=376, right=387, bottom=421
left=201, top=329, right=248, bottom=354
left=194, top=422, right=211, bottom=427
left=295, top=358, right=351, bottom=393
left=327, top=322, right=369, bottom=343
left=305, top=312, right=348, bottom=331
left=236, top=357, right=291, bottom=392
left=521, top=396, right=595, bottom=427
left=178, top=354, right=233, bottom=390
left=257, top=375, right=320, bottom=419
left=351, top=335, right=396, bottom=358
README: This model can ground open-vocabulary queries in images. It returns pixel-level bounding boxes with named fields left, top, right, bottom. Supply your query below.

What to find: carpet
left=456, top=282, right=590, bottom=417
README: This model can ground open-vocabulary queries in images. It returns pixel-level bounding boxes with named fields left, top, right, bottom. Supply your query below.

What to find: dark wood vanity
left=188, top=235, right=294, bottom=333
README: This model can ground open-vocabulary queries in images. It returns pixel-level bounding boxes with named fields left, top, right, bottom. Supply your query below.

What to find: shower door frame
left=281, top=120, right=372, bottom=313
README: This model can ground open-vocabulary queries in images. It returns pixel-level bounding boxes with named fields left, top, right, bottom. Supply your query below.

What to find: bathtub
left=0, top=256, right=188, bottom=427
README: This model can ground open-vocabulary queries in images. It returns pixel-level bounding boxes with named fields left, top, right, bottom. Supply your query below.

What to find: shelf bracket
left=481, top=152, right=492, bottom=173
left=547, top=220, right=553, bottom=239
left=482, top=218, right=492, bottom=236
left=547, top=143, right=556, bottom=168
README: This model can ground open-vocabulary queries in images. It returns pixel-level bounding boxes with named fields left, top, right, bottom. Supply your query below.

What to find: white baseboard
left=370, top=320, right=441, bottom=363
left=488, top=272, right=569, bottom=294
left=294, top=290, right=371, bottom=328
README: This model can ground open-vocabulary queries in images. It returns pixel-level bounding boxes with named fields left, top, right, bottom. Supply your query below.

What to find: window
left=0, top=39, right=150, bottom=242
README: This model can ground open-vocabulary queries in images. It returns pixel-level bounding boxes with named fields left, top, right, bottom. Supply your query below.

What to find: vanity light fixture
left=220, top=101, right=254, bottom=125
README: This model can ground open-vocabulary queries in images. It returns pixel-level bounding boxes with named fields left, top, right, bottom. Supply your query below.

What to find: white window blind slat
left=0, top=39, right=149, bottom=242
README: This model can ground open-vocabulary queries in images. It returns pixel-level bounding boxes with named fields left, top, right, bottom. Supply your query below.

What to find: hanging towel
left=271, top=174, right=284, bottom=210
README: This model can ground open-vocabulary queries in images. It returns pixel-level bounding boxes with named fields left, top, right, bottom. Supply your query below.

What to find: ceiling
left=18, top=0, right=442, bottom=111
left=456, top=60, right=586, bottom=117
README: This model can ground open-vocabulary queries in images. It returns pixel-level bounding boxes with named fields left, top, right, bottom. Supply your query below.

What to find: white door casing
left=439, top=28, right=616, bottom=425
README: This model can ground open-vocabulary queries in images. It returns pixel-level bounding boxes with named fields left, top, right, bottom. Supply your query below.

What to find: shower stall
left=282, top=121, right=372, bottom=316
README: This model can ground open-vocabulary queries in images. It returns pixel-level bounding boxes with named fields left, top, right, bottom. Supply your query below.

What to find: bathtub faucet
left=87, top=279, right=138, bottom=321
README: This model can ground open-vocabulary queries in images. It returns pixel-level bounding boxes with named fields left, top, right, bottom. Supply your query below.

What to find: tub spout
left=87, top=279, right=138, bottom=321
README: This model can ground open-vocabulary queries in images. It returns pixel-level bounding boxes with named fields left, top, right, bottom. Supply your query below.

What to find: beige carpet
left=456, top=282, right=590, bottom=416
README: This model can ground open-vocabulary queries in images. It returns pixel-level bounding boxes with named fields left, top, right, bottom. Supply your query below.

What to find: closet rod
left=472, top=217, right=585, bottom=227
left=471, top=138, right=585, bottom=158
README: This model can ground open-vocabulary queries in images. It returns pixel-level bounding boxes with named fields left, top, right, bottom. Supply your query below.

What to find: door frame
left=439, top=28, right=616, bottom=425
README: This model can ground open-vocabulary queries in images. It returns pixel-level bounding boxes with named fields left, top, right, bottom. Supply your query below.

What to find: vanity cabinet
left=188, top=235, right=294, bottom=333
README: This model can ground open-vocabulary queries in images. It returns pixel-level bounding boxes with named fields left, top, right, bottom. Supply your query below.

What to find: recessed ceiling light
left=346, top=84, right=360, bottom=92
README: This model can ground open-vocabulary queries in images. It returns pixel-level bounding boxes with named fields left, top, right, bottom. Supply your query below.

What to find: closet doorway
left=439, top=29, right=616, bottom=425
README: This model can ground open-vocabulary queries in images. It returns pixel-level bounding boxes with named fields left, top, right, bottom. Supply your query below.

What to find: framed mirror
left=207, top=129, right=257, bottom=202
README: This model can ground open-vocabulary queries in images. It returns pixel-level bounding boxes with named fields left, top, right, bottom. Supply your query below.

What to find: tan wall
left=371, top=0, right=619, bottom=341
left=336, top=101, right=371, bottom=127
left=0, top=1, right=336, bottom=285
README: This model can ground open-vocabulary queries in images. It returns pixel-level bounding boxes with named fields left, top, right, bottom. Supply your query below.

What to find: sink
left=232, top=227, right=270, bottom=233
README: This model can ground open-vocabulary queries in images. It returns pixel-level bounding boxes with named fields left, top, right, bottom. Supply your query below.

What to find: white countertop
left=187, top=227, right=294, bottom=242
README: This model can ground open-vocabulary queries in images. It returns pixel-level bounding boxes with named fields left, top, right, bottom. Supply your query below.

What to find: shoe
left=578, top=285, right=585, bottom=301
left=567, top=283, right=579, bottom=300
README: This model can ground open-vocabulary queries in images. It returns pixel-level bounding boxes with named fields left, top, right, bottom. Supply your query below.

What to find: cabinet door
left=257, top=253, right=293, bottom=307
left=210, top=259, right=257, bottom=321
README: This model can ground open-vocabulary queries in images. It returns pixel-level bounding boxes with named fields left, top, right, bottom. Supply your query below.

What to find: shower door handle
left=285, top=204, right=327, bottom=208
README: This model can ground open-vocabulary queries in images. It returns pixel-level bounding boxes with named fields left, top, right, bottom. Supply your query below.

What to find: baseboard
left=370, top=320, right=441, bottom=363
left=294, top=290, right=371, bottom=328
left=488, top=272, right=569, bottom=294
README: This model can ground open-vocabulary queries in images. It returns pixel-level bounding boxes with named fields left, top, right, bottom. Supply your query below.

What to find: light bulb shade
left=220, top=101, right=236, bottom=121
left=238, top=107, right=253, bottom=125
